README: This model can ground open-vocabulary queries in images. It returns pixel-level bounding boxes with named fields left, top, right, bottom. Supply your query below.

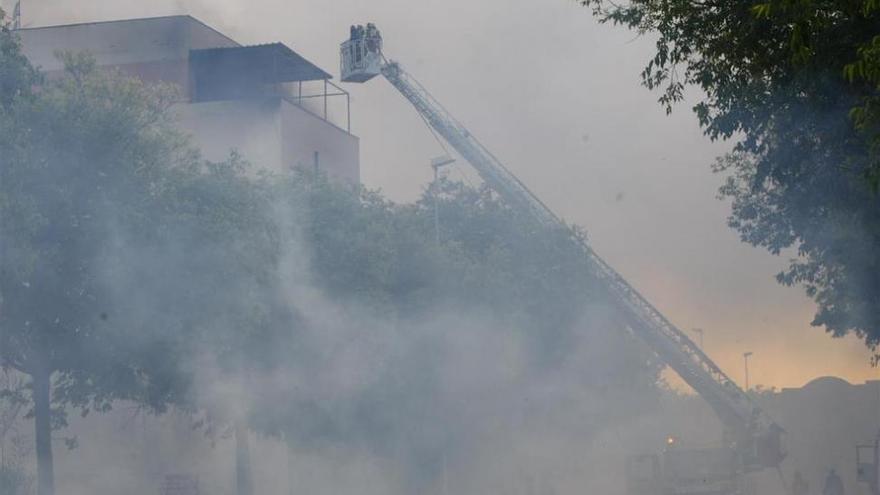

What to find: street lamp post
left=743, top=351, right=753, bottom=391
left=430, top=155, right=454, bottom=244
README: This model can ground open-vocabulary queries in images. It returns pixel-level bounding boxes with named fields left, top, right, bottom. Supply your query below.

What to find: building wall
left=17, top=16, right=238, bottom=97
left=174, top=98, right=284, bottom=172
left=585, top=378, right=880, bottom=495
left=175, top=97, right=360, bottom=183
left=18, top=17, right=360, bottom=184
left=281, top=99, right=360, bottom=183
left=18, top=16, right=237, bottom=68
left=18, top=16, right=360, bottom=185
left=762, top=378, right=880, bottom=495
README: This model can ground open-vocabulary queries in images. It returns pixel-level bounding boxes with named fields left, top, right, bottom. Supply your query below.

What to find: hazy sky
left=10, top=0, right=879, bottom=389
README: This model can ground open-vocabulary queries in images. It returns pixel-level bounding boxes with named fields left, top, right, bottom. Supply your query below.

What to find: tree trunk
left=234, top=418, right=253, bottom=495
left=32, top=366, right=54, bottom=495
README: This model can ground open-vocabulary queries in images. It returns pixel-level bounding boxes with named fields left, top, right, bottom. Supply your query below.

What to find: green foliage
left=581, top=0, right=880, bottom=359
left=419, top=179, right=604, bottom=350
left=1, top=24, right=659, bottom=492
left=0, top=48, right=194, bottom=403
left=0, top=44, right=275, bottom=495
left=0, top=9, right=39, bottom=111
left=250, top=171, right=660, bottom=479
left=0, top=40, right=293, bottom=493
left=277, top=171, right=632, bottom=365
left=0, top=464, right=33, bottom=495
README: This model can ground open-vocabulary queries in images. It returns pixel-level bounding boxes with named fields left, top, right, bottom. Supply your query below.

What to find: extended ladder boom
left=342, top=28, right=784, bottom=472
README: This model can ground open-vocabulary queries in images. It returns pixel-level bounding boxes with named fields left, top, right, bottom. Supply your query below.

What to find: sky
left=9, top=0, right=879, bottom=390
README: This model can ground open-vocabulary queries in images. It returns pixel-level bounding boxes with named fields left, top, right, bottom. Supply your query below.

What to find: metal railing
left=266, top=79, right=352, bottom=133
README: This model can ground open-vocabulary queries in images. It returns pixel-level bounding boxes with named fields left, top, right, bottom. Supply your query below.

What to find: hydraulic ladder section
left=342, top=27, right=784, bottom=473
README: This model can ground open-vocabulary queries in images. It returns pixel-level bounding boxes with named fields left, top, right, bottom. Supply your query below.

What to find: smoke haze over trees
left=579, top=0, right=880, bottom=360
left=0, top=11, right=661, bottom=494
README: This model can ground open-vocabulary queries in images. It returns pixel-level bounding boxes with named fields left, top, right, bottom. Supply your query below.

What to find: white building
left=18, top=15, right=360, bottom=183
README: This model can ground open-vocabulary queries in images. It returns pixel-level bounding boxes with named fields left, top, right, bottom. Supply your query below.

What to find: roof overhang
left=190, top=43, right=331, bottom=83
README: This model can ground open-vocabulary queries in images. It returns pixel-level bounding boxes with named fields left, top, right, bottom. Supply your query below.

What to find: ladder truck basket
left=341, top=25, right=383, bottom=83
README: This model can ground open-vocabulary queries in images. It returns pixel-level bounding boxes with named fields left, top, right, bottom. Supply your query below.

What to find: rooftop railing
left=266, top=79, right=352, bottom=134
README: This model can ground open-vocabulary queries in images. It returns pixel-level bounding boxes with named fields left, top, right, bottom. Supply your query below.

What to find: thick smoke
left=7, top=0, right=878, bottom=387
left=1, top=164, right=662, bottom=495
left=5, top=4, right=876, bottom=495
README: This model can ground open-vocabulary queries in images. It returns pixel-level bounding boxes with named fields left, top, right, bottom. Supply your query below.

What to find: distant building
left=765, top=377, right=880, bottom=495
left=668, top=377, right=879, bottom=495
left=17, top=15, right=359, bottom=183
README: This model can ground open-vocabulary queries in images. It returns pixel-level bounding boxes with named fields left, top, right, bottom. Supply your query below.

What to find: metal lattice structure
left=343, top=26, right=785, bottom=473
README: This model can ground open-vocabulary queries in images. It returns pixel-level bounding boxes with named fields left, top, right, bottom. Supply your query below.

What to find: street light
left=692, top=328, right=704, bottom=350
left=430, top=155, right=454, bottom=243
left=743, top=351, right=754, bottom=391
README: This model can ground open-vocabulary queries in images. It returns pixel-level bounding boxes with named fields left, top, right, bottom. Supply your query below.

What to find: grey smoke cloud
left=25, top=165, right=657, bottom=495
left=4, top=3, right=877, bottom=495
left=6, top=0, right=874, bottom=401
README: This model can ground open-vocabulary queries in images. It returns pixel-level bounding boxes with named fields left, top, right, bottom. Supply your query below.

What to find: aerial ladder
left=340, top=24, right=785, bottom=485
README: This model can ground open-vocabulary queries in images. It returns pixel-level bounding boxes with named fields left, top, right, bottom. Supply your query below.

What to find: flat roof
left=17, top=16, right=333, bottom=82
left=16, top=15, right=240, bottom=47
left=190, top=43, right=332, bottom=82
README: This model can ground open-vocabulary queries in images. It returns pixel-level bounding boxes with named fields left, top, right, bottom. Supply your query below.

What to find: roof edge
left=190, top=43, right=332, bottom=81
left=16, top=15, right=241, bottom=47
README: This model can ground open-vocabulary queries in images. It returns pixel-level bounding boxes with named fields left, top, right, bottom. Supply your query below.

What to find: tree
left=579, top=0, right=880, bottom=359
left=0, top=8, right=38, bottom=111
left=248, top=171, right=660, bottom=493
left=0, top=12, right=658, bottom=494
left=0, top=370, right=33, bottom=495
left=0, top=40, right=212, bottom=494
left=167, top=158, right=293, bottom=495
